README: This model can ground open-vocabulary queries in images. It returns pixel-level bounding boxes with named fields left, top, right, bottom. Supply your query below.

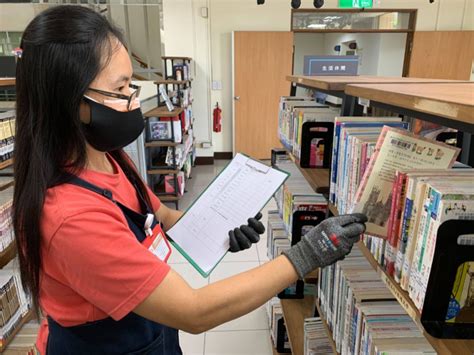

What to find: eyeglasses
left=88, top=84, right=141, bottom=111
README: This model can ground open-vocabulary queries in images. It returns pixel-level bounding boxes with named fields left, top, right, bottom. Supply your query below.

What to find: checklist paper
left=167, top=153, right=289, bottom=277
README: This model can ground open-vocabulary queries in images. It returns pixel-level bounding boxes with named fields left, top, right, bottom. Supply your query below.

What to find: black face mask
left=82, top=97, right=144, bottom=152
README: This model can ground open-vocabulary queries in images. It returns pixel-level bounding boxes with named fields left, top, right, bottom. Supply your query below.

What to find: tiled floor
left=166, top=160, right=275, bottom=355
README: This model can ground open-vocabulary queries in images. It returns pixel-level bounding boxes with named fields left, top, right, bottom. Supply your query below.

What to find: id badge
left=144, top=224, right=172, bottom=262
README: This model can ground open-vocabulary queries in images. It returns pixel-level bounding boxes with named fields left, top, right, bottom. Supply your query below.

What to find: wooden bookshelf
left=329, top=202, right=474, bottom=354
left=314, top=299, right=339, bottom=355
left=0, top=78, right=15, bottom=87
left=0, top=176, right=14, bottom=191
left=145, top=141, right=178, bottom=148
left=280, top=296, right=315, bottom=355
left=286, top=151, right=330, bottom=193
left=0, top=241, right=16, bottom=269
left=161, top=56, right=192, bottom=61
left=345, top=83, right=474, bottom=126
left=143, top=106, right=184, bottom=118
left=154, top=79, right=191, bottom=85
left=0, top=310, right=35, bottom=352
left=147, top=169, right=180, bottom=175
left=287, top=75, right=469, bottom=93
left=0, top=159, right=13, bottom=170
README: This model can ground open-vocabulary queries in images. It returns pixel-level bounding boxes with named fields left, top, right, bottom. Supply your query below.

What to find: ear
left=79, top=99, right=91, bottom=124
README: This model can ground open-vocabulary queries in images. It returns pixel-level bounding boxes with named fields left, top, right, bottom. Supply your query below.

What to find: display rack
left=281, top=76, right=474, bottom=354
left=143, top=56, right=195, bottom=209
left=0, top=78, right=37, bottom=353
left=280, top=296, right=315, bottom=355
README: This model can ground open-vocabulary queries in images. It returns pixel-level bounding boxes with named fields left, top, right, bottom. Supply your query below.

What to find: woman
left=13, top=6, right=367, bottom=355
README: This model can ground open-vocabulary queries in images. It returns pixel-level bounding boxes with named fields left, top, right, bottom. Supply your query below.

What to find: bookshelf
left=280, top=296, right=315, bottom=355
left=327, top=202, right=474, bottom=355
left=0, top=309, right=35, bottom=353
left=144, top=56, right=195, bottom=209
left=314, top=300, right=339, bottom=355
left=286, top=75, right=466, bottom=92
left=0, top=78, right=15, bottom=87
left=143, top=106, right=184, bottom=118
left=0, top=176, right=14, bottom=191
left=282, top=77, right=474, bottom=354
left=154, top=79, right=192, bottom=85
left=0, top=78, right=37, bottom=352
left=0, top=241, right=16, bottom=269
left=0, top=159, right=13, bottom=170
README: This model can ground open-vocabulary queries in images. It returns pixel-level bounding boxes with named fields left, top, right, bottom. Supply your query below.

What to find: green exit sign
left=339, top=0, right=373, bottom=8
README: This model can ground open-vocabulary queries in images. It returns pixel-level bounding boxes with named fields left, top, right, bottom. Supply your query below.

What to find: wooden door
left=408, top=31, right=474, bottom=80
left=233, top=31, right=294, bottom=159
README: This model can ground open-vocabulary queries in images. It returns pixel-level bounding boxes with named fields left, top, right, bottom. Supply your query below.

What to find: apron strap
left=66, top=176, right=156, bottom=243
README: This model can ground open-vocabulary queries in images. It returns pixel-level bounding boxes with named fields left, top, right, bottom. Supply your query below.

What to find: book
left=409, top=181, right=474, bottom=311
left=398, top=172, right=474, bottom=290
left=352, top=126, right=460, bottom=238
left=329, top=117, right=404, bottom=204
left=393, top=170, right=474, bottom=284
left=446, top=261, right=474, bottom=324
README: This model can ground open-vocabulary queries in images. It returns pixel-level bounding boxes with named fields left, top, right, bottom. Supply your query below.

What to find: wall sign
left=339, top=0, right=373, bottom=8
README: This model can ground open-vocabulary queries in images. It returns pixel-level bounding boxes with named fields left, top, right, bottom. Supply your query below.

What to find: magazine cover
left=352, top=126, right=460, bottom=238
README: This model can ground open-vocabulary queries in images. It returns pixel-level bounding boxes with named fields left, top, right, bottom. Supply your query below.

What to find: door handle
left=234, top=96, right=240, bottom=101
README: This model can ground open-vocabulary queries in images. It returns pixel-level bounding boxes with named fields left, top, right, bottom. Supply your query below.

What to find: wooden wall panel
left=409, top=31, right=474, bottom=80
left=234, top=32, right=293, bottom=159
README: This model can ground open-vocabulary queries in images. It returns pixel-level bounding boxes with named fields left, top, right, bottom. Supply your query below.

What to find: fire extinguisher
left=213, top=102, right=222, bottom=133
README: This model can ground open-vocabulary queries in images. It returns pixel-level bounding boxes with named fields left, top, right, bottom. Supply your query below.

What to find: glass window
left=292, top=10, right=412, bottom=32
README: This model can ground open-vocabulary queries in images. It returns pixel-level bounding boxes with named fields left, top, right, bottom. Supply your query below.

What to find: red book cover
left=386, top=172, right=407, bottom=276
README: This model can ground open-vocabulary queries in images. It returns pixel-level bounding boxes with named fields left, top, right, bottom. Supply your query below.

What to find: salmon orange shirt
left=36, top=156, right=170, bottom=354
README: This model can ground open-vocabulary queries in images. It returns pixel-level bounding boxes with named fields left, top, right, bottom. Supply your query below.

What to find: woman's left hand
left=228, top=212, right=265, bottom=252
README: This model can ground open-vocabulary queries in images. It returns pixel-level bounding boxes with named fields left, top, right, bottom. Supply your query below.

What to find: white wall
left=162, top=0, right=213, bottom=157
left=377, top=33, right=407, bottom=76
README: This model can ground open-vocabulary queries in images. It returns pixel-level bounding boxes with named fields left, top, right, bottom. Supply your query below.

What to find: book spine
left=386, top=172, right=407, bottom=275
left=394, top=175, right=412, bottom=283
left=330, top=122, right=341, bottom=204
left=408, top=187, right=431, bottom=301
left=400, top=181, right=426, bottom=290
left=384, top=171, right=401, bottom=269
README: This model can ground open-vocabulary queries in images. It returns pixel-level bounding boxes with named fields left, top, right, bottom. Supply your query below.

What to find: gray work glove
left=229, top=212, right=265, bottom=252
left=282, top=213, right=367, bottom=278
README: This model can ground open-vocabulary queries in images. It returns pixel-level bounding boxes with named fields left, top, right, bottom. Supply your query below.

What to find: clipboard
left=167, top=153, right=290, bottom=277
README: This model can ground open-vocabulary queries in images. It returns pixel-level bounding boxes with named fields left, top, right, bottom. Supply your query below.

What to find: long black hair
left=14, top=5, right=152, bottom=313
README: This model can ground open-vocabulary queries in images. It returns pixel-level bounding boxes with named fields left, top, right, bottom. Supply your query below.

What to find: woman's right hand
left=282, top=213, right=367, bottom=278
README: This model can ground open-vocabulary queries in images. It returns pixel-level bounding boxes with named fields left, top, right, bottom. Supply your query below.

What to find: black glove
left=229, top=212, right=265, bottom=252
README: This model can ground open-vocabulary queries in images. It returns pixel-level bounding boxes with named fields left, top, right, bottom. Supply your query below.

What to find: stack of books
left=346, top=125, right=470, bottom=316
left=274, top=160, right=327, bottom=240
left=266, top=210, right=290, bottom=260
left=328, top=117, right=407, bottom=214
left=278, top=97, right=336, bottom=160
left=385, top=173, right=474, bottom=314
left=318, top=250, right=435, bottom=355
left=303, top=317, right=334, bottom=355
left=266, top=297, right=290, bottom=352
left=0, top=187, right=13, bottom=255
left=0, top=111, right=15, bottom=163
left=0, top=260, right=31, bottom=352
left=165, top=130, right=194, bottom=169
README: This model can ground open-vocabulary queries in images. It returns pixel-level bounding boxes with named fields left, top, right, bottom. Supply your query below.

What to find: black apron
left=46, top=176, right=182, bottom=355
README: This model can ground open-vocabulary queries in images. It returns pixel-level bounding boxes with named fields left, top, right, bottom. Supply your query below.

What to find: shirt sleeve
left=47, top=208, right=170, bottom=321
